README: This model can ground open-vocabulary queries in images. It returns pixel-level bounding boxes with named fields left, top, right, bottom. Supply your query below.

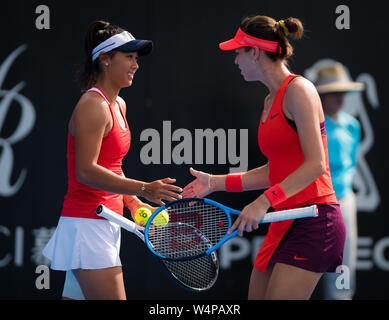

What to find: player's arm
left=117, top=97, right=160, bottom=213
left=73, top=94, right=181, bottom=204
left=276, top=78, right=327, bottom=198
left=207, top=163, right=270, bottom=192
left=117, top=97, right=143, bottom=212
left=121, top=169, right=142, bottom=217
left=122, top=178, right=157, bottom=219
left=73, top=94, right=142, bottom=194
left=241, top=163, right=270, bottom=190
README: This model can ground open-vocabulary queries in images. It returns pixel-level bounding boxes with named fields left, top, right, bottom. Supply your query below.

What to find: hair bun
left=283, top=17, right=304, bottom=39
left=89, top=20, right=110, bottom=34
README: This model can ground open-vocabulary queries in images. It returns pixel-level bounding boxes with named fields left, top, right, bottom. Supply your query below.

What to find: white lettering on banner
left=304, top=59, right=380, bottom=212
left=220, top=236, right=264, bottom=269
left=358, top=237, right=389, bottom=271
left=0, top=226, right=12, bottom=267
left=357, top=237, right=373, bottom=270
left=140, top=121, right=249, bottom=172
left=220, top=237, right=251, bottom=269
left=1, top=225, right=387, bottom=272
left=14, top=226, right=24, bottom=266
left=373, top=238, right=389, bottom=271
left=0, top=45, right=36, bottom=197
left=0, top=226, right=55, bottom=268
left=0, top=226, right=24, bottom=267
left=31, top=227, right=55, bottom=265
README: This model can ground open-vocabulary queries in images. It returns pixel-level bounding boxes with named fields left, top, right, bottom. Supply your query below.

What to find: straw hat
left=315, top=62, right=365, bottom=94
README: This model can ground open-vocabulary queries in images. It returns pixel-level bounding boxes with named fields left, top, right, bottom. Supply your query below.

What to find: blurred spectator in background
left=315, top=62, right=364, bottom=300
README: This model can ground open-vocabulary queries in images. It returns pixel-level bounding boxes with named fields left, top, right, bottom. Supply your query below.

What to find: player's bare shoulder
left=284, top=76, right=321, bottom=114
left=69, top=91, right=111, bottom=134
left=76, top=91, right=110, bottom=116
left=116, top=95, right=127, bottom=114
left=287, top=76, right=318, bottom=98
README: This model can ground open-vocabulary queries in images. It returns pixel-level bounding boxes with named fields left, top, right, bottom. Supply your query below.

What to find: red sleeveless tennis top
left=61, top=86, right=131, bottom=219
left=255, top=74, right=337, bottom=272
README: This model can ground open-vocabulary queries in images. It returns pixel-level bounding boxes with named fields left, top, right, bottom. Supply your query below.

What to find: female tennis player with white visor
left=182, top=15, right=346, bottom=299
left=43, top=20, right=182, bottom=300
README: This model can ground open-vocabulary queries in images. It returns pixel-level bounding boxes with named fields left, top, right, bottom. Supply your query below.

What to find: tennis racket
left=96, top=204, right=219, bottom=292
left=144, top=198, right=318, bottom=261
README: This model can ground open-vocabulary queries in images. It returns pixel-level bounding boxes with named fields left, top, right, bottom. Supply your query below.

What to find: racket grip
left=260, top=205, right=318, bottom=223
left=219, top=205, right=318, bottom=251
left=96, top=205, right=143, bottom=233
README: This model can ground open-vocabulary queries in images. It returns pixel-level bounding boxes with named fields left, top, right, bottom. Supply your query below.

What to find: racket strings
left=147, top=202, right=229, bottom=259
left=163, top=253, right=218, bottom=290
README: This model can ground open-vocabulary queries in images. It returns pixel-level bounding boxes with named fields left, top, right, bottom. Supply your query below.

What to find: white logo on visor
left=91, top=31, right=136, bottom=62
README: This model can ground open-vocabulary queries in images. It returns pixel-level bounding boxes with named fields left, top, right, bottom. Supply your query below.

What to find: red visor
left=219, top=28, right=279, bottom=53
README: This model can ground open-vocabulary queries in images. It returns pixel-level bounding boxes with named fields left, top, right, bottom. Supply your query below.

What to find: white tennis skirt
left=43, top=216, right=122, bottom=270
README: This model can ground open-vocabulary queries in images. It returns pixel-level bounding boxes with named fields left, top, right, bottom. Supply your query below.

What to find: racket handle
left=260, top=205, right=318, bottom=223
left=211, top=205, right=318, bottom=252
left=96, top=205, right=144, bottom=233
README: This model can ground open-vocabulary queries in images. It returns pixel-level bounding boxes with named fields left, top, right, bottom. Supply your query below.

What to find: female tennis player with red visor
left=182, top=15, right=345, bottom=299
left=43, top=20, right=182, bottom=300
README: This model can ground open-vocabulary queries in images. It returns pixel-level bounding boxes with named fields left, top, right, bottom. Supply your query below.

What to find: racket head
left=144, top=198, right=231, bottom=261
left=161, top=249, right=219, bottom=292
left=97, top=204, right=219, bottom=291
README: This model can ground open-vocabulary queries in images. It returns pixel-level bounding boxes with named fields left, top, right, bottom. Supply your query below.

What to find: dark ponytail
left=274, top=17, right=304, bottom=59
left=76, top=20, right=124, bottom=91
left=240, top=15, right=304, bottom=63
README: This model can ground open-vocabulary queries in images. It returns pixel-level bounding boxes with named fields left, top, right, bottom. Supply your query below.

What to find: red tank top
left=255, top=74, right=337, bottom=272
left=61, top=86, right=131, bottom=219
left=258, top=74, right=337, bottom=210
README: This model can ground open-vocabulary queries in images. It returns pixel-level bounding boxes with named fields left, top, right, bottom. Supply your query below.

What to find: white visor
left=91, top=31, right=152, bottom=62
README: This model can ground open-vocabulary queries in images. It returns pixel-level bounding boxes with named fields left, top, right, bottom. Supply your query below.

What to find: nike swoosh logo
left=270, top=113, right=279, bottom=120
left=293, top=255, right=309, bottom=261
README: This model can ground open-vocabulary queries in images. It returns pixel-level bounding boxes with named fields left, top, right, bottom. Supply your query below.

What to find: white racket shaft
left=261, top=205, right=318, bottom=223
left=97, top=205, right=145, bottom=241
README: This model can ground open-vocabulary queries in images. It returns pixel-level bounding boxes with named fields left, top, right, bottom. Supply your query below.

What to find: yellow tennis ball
left=134, top=207, right=152, bottom=226
left=152, top=209, right=169, bottom=227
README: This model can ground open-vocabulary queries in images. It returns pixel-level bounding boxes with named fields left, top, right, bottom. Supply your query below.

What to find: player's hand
left=228, top=195, right=271, bottom=236
left=182, top=167, right=212, bottom=198
left=123, top=196, right=157, bottom=218
left=143, top=178, right=182, bottom=206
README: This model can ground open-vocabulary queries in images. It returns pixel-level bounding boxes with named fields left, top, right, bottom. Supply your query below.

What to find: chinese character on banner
left=31, top=227, right=55, bottom=266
